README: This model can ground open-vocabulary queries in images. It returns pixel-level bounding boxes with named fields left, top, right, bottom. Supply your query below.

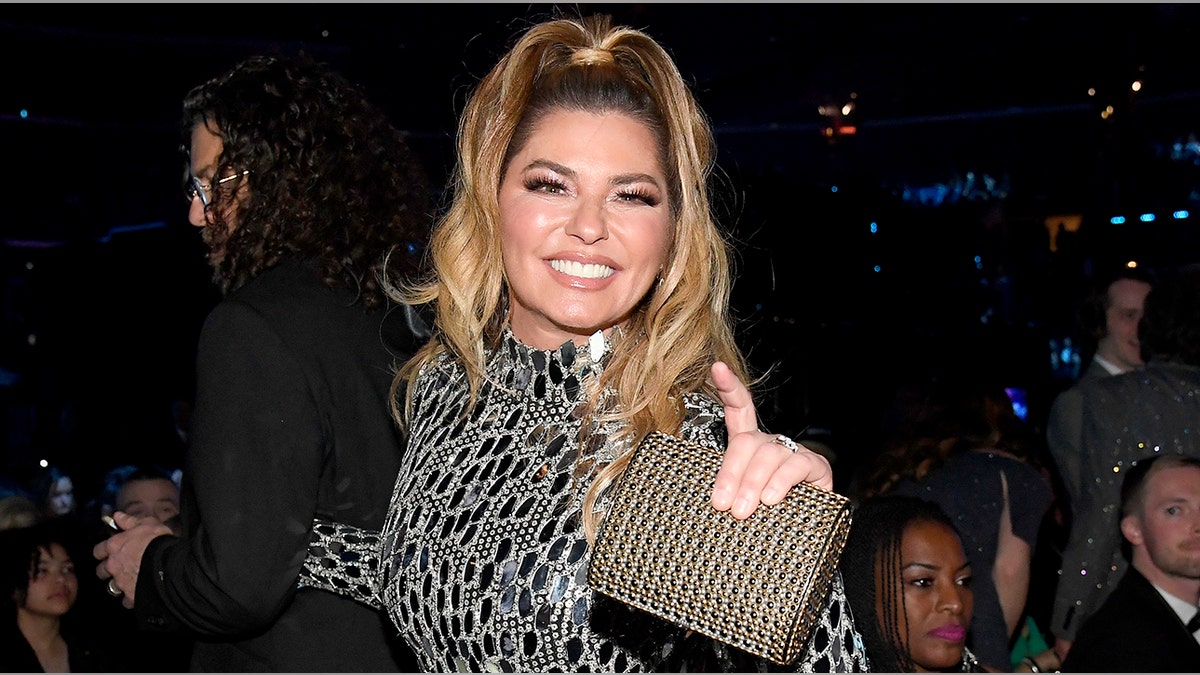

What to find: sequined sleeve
left=296, top=517, right=384, bottom=609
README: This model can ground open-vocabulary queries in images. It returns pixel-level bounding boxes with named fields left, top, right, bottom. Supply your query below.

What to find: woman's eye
left=909, top=577, right=932, bottom=588
left=957, top=575, right=973, bottom=587
left=524, top=177, right=567, bottom=194
left=616, top=189, right=660, bottom=207
left=1167, top=505, right=1181, bottom=516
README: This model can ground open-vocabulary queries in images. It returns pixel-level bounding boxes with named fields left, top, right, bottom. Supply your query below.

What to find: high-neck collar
left=488, top=327, right=617, bottom=401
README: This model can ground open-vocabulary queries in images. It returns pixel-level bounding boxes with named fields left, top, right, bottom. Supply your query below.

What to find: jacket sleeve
left=1045, top=387, right=1083, bottom=519
left=135, top=299, right=325, bottom=636
left=1050, top=394, right=1124, bottom=641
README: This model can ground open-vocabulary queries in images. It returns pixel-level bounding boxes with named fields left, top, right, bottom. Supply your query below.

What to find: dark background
left=3, top=3, right=1199, bottom=496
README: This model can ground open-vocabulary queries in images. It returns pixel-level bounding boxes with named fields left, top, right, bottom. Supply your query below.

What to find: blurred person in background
left=2, top=520, right=113, bottom=672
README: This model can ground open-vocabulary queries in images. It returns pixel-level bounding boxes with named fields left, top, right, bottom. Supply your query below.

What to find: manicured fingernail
left=734, top=496, right=752, bottom=515
left=761, top=487, right=779, bottom=502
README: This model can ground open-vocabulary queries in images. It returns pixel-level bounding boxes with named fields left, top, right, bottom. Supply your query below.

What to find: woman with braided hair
left=839, top=495, right=984, bottom=672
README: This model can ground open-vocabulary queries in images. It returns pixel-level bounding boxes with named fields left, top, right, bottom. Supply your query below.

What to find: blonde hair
left=388, top=14, right=749, bottom=540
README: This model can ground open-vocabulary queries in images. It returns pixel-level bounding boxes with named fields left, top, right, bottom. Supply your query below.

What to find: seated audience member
left=1051, top=264, right=1200, bottom=659
left=115, top=466, right=181, bottom=527
left=1, top=520, right=112, bottom=672
left=1061, top=454, right=1200, bottom=672
left=839, top=494, right=983, bottom=672
left=88, top=465, right=193, bottom=672
left=31, top=465, right=79, bottom=522
left=866, top=378, right=1053, bottom=671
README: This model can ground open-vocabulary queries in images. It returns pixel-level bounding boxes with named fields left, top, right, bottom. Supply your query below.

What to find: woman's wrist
left=1020, top=648, right=1062, bottom=673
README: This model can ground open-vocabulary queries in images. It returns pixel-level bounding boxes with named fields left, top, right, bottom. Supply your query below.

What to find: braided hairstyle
left=839, top=495, right=962, bottom=672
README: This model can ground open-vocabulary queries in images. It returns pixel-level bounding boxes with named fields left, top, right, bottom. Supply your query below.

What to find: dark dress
left=1, top=621, right=114, bottom=673
left=894, top=450, right=1052, bottom=670
left=132, top=259, right=423, bottom=671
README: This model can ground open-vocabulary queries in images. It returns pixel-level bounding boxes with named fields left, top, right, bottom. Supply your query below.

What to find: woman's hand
left=709, top=361, right=834, bottom=519
left=92, top=510, right=174, bottom=608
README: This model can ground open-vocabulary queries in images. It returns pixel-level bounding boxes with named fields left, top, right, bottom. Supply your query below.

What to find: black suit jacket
left=1063, top=567, right=1200, bottom=672
left=134, top=260, right=424, bottom=671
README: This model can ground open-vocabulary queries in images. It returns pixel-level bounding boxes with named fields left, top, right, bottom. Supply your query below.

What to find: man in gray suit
left=1047, top=267, right=1153, bottom=524
left=1051, top=264, right=1200, bottom=662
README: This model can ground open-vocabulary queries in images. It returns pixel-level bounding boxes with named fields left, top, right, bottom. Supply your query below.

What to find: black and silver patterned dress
left=304, top=329, right=867, bottom=672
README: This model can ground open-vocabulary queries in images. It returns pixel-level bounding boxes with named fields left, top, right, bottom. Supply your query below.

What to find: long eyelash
left=523, top=176, right=566, bottom=192
left=620, top=188, right=660, bottom=207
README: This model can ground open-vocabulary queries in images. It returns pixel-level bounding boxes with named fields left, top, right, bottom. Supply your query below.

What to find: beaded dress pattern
left=375, top=329, right=867, bottom=672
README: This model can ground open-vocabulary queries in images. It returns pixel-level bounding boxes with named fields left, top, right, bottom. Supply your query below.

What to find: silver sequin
left=377, top=329, right=868, bottom=672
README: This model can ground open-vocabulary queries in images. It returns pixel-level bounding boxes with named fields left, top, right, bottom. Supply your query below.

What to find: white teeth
left=550, top=259, right=614, bottom=279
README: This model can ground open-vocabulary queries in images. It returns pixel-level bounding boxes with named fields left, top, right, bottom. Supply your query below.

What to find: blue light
left=831, top=185, right=838, bottom=193
left=974, top=255, right=982, bottom=264
left=869, top=222, right=877, bottom=233
left=19, top=109, right=28, bottom=119
left=755, top=303, right=763, bottom=311
left=1174, top=210, right=1190, bottom=220
left=1140, top=213, right=1156, bottom=222
left=1110, top=216, right=1126, bottom=225
left=873, top=265, right=881, bottom=273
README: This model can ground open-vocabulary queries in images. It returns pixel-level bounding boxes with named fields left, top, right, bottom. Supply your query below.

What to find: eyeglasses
left=185, top=170, right=251, bottom=207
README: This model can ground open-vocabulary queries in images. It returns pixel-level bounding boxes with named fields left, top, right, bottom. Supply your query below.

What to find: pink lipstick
left=929, top=624, right=966, bottom=642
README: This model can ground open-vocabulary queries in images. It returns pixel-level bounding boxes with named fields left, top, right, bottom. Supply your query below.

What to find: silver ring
left=771, top=434, right=799, bottom=452
left=106, top=578, right=123, bottom=598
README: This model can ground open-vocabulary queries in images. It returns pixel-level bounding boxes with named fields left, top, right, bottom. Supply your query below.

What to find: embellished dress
left=304, top=330, right=867, bottom=672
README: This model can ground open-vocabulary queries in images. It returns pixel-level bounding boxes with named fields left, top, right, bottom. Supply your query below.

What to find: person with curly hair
left=92, top=52, right=431, bottom=671
left=3, top=521, right=113, bottom=672
left=301, top=13, right=864, bottom=672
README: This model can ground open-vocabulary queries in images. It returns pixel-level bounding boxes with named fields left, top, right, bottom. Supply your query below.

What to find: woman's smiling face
left=498, top=109, right=672, bottom=350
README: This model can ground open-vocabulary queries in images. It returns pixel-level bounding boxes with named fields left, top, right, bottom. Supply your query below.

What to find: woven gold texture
left=588, top=432, right=852, bottom=665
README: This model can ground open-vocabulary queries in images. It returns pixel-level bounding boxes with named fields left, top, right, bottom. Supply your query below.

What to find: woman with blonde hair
left=303, top=13, right=864, bottom=671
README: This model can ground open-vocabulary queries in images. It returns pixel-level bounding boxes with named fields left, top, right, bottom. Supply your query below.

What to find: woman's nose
left=563, top=199, right=609, bottom=244
left=937, top=583, right=965, bottom=613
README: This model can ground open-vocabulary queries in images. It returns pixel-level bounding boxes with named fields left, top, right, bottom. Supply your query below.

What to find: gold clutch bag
left=587, top=431, right=853, bottom=665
